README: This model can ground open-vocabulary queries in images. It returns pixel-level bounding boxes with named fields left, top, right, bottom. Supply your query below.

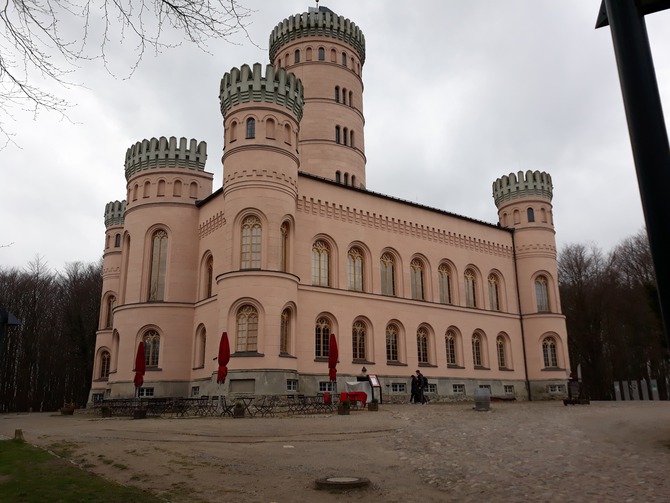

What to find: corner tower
left=493, top=170, right=570, bottom=397
left=269, top=6, right=366, bottom=188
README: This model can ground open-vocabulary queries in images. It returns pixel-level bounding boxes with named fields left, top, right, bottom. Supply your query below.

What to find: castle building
left=90, top=6, right=570, bottom=403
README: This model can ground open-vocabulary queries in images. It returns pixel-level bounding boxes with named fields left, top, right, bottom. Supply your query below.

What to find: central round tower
left=269, top=6, right=366, bottom=188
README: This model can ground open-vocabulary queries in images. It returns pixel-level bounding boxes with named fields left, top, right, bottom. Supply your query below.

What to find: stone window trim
left=447, top=364, right=465, bottom=369
left=279, top=352, right=297, bottom=359
left=352, top=358, right=375, bottom=365
left=231, top=351, right=265, bottom=357
left=386, top=361, right=407, bottom=367
left=418, top=363, right=437, bottom=368
left=473, top=365, right=490, bottom=370
left=541, top=366, right=566, bottom=371
left=314, top=356, right=329, bottom=363
left=498, top=367, right=515, bottom=371
left=192, top=365, right=205, bottom=370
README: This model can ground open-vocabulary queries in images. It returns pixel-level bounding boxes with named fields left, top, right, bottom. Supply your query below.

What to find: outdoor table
left=339, top=391, right=367, bottom=408
left=236, top=396, right=255, bottom=417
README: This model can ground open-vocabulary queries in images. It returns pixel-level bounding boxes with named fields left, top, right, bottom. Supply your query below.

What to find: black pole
left=601, top=0, right=670, bottom=346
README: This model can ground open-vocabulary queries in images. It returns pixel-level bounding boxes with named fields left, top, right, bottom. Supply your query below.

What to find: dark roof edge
left=195, top=186, right=223, bottom=207
left=298, top=171, right=510, bottom=233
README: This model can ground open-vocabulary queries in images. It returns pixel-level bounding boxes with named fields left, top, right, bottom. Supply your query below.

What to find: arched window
left=230, top=121, right=237, bottom=142
left=341, top=52, right=347, bottom=66
left=241, top=216, right=261, bottom=269
left=410, top=259, right=424, bottom=300
left=236, top=305, right=258, bottom=352
left=335, top=126, right=341, bottom=144
left=318, top=47, right=325, bottom=60
left=206, top=256, right=213, bottom=298
left=105, top=295, right=116, bottom=328
left=535, top=275, right=550, bottom=312
left=497, top=335, right=507, bottom=369
left=445, top=330, right=457, bottom=366
left=350, top=130, right=354, bottom=147
left=148, top=229, right=168, bottom=301
left=173, top=180, right=182, bottom=197
left=513, top=209, right=521, bottom=224
left=488, top=274, right=500, bottom=311
left=348, top=247, right=364, bottom=291
left=527, top=207, right=535, bottom=222
left=100, top=351, right=111, bottom=379
left=114, top=233, right=121, bottom=247
left=266, top=118, right=275, bottom=139
left=132, top=184, right=138, bottom=201
left=344, top=173, right=349, bottom=185
left=464, top=269, right=477, bottom=308
left=280, top=308, right=291, bottom=354
left=351, top=175, right=356, bottom=187
left=195, top=327, right=206, bottom=368
left=352, top=320, right=366, bottom=360
left=294, top=49, right=300, bottom=63
left=280, top=223, right=289, bottom=272
left=306, top=47, right=312, bottom=60
left=246, top=118, right=255, bottom=139
left=502, top=212, right=508, bottom=227
left=380, top=253, right=395, bottom=296
left=143, top=330, right=160, bottom=368
left=342, top=88, right=347, bottom=105
left=386, top=324, right=399, bottom=362
left=472, top=333, right=482, bottom=367
left=541, top=208, right=548, bottom=223
left=438, top=264, right=452, bottom=304
left=417, top=327, right=428, bottom=364
left=315, top=317, right=331, bottom=358
left=330, top=48, right=336, bottom=62
left=542, top=336, right=558, bottom=367
left=335, top=171, right=341, bottom=183
left=343, top=127, right=348, bottom=146
left=143, top=180, right=151, bottom=198
left=312, top=240, right=329, bottom=286
left=189, top=181, right=198, bottom=198
left=335, top=86, right=340, bottom=102
left=284, top=123, right=292, bottom=145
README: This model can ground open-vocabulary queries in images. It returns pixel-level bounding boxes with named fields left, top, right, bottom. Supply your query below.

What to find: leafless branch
left=0, top=0, right=253, bottom=147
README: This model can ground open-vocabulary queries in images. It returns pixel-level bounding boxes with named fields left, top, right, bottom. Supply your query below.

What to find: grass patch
left=0, top=439, right=163, bottom=503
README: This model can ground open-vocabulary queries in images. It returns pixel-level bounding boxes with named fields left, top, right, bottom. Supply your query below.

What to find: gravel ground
left=1, top=400, right=669, bottom=503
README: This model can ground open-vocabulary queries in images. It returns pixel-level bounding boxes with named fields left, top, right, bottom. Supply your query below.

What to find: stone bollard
left=14, top=429, right=24, bottom=441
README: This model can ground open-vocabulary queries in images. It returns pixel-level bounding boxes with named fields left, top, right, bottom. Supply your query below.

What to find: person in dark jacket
left=410, top=375, right=420, bottom=404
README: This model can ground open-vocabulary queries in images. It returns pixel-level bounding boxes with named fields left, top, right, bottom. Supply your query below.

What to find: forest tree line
left=0, top=259, right=101, bottom=412
left=0, top=229, right=668, bottom=412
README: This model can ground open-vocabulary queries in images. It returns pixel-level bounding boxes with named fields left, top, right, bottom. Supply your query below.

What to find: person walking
left=410, top=375, right=420, bottom=404
left=416, top=370, right=428, bottom=404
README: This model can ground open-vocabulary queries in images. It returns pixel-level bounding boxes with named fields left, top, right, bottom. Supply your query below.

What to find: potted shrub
left=337, top=400, right=350, bottom=415
left=367, top=398, right=379, bottom=411
left=60, top=403, right=76, bottom=415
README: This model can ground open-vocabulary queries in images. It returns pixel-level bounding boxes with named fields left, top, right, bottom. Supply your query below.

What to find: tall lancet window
left=148, top=230, right=168, bottom=301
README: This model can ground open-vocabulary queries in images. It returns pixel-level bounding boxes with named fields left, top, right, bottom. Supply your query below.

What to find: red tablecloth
left=339, top=391, right=367, bottom=405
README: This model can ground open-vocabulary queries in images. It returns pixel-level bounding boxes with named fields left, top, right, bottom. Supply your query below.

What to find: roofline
left=298, top=172, right=510, bottom=233
left=194, top=173, right=511, bottom=235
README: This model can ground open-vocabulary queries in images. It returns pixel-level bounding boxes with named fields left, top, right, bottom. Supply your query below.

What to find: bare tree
left=0, top=0, right=251, bottom=147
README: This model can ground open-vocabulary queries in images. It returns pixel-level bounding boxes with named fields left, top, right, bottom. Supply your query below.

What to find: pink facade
left=91, top=6, right=570, bottom=403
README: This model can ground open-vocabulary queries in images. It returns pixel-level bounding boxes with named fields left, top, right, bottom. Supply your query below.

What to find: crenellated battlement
left=269, top=6, right=366, bottom=64
left=124, top=136, right=207, bottom=180
left=104, top=200, right=126, bottom=227
left=220, top=63, right=304, bottom=121
left=492, top=170, right=553, bottom=207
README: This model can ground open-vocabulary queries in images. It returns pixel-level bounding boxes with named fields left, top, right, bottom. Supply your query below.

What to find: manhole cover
left=315, top=476, right=370, bottom=489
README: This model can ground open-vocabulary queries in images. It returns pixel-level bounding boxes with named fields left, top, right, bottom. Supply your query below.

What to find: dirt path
left=2, top=401, right=670, bottom=503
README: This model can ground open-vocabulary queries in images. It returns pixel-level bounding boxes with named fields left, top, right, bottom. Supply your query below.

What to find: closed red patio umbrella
left=328, top=332, right=338, bottom=382
left=217, top=331, right=230, bottom=384
left=134, top=341, right=146, bottom=391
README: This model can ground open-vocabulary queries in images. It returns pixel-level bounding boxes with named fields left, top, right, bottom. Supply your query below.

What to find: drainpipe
left=511, top=231, right=532, bottom=401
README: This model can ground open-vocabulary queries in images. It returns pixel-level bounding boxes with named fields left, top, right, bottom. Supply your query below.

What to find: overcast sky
left=2, top=1, right=669, bottom=272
